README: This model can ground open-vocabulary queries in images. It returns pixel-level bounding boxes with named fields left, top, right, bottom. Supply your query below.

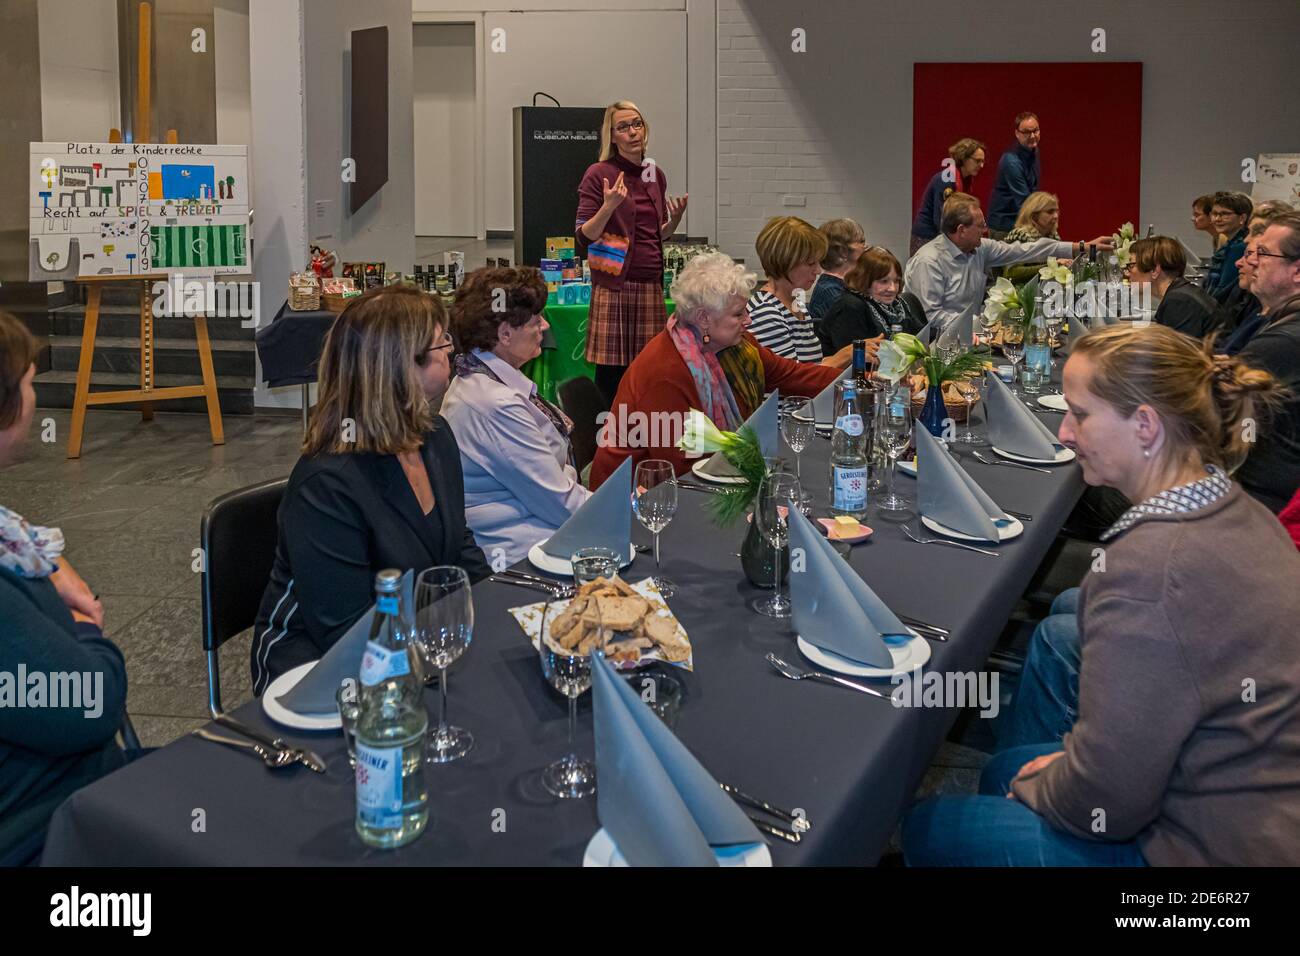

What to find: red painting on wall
left=912, top=62, right=1143, bottom=242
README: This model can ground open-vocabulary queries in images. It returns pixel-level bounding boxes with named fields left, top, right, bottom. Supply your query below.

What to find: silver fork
left=900, top=524, right=1000, bottom=557
left=765, top=653, right=890, bottom=699
left=973, top=450, right=1054, bottom=475
left=490, top=575, right=575, bottom=600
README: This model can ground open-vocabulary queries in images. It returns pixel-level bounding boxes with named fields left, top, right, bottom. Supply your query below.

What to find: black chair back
left=557, top=376, right=610, bottom=476
left=900, top=291, right=928, bottom=334
left=200, top=477, right=287, bottom=714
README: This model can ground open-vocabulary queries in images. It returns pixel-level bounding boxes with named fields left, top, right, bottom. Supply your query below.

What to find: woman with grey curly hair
left=588, top=251, right=843, bottom=487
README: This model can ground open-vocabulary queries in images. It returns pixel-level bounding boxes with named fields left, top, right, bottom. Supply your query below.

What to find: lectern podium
left=512, top=106, right=605, bottom=267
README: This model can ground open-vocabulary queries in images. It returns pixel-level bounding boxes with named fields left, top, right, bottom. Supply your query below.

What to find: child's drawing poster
left=29, top=142, right=250, bottom=281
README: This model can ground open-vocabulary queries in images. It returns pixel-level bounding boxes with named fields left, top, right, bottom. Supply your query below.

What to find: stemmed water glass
left=876, top=388, right=913, bottom=512
left=750, top=471, right=801, bottom=618
left=1002, top=321, right=1025, bottom=395
left=955, top=373, right=983, bottom=445
left=633, top=460, right=677, bottom=597
left=413, top=566, right=474, bottom=763
left=539, top=600, right=606, bottom=799
left=780, top=397, right=816, bottom=485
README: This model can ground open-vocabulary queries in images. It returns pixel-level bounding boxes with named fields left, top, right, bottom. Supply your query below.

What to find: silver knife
left=746, top=815, right=802, bottom=844
left=720, top=782, right=811, bottom=832
left=497, top=568, right=567, bottom=587
left=214, top=713, right=327, bottom=773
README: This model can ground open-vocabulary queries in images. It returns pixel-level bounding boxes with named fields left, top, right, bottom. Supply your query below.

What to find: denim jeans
left=902, top=743, right=1148, bottom=866
left=997, top=588, right=1082, bottom=750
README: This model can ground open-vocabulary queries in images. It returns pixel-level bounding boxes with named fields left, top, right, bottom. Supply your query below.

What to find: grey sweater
left=1012, top=484, right=1300, bottom=865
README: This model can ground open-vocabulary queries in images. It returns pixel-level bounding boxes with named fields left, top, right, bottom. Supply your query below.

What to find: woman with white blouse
left=441, top=267, right=591, bottom=566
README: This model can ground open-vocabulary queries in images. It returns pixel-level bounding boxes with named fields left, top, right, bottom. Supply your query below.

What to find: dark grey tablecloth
left=254, top=302, right=334, bottom=388
left=254, top=300, right=559, bottom=389
left=42, top=403, right=1084, bottom=866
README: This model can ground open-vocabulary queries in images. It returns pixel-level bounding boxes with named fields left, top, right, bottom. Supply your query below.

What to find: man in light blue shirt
left=903, top=193, right=1114, bottom=340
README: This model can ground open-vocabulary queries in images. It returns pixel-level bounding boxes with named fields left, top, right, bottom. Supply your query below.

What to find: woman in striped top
left=747, top=216, right=854, bottom=368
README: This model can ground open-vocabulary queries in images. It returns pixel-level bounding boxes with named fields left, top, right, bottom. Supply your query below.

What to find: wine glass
left=780, top=397, right=816, bottom=485
left=750, top=471, right=801, bottom=618
left=978, top=309, right=999, bottom=347
left=1043, top=312, right=1065, bottom=390
left=633, top=460, right=677, bottom=597
left=539, top=599, right=607, bottom=799
left=954, top=374, right=983, bottom=445
left=1001, top=322, right=1025, bottom=395
left=876, top=388, right=913, bottom=512
left=413, top=566, right=474, bottom=763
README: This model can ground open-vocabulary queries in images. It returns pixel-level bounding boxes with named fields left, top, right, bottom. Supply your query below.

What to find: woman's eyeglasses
left=614, top=119, right=644, bottom=134
left=420, top=334, right=455, bottom=361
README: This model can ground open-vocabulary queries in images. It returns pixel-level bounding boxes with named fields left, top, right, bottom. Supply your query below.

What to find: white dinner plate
left=897, top=458, right=918, bottom=477
left=921, top=513, right=1023, bottom=543
left=261, top=661, right=342, bottom=730
left=527, top=541, right=636, bottom=576
left=690, top=456, right=749, bottom=485
left=1036, top=393, right=1068, bottom=411
left=990, top=444, right=1076, bottom=465
left=582, top=827, right=772, bottom=867
left=796, top=627, right=931, bottom=680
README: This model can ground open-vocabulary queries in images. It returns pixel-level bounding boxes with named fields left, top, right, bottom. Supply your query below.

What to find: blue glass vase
left=920, top=383, right=948, bottom=438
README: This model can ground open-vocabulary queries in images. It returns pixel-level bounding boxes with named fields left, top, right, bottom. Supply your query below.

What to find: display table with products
left=523, top=298, right=676, bottom=403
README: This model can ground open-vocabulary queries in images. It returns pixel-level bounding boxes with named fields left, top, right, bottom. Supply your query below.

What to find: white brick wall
left=715, top=0, right=862, bottom=268
left=714, top=0, right=1300, bottom=273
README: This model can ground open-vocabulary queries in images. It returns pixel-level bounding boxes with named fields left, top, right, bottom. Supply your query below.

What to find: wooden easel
left=66, top=0, right=225, bottom=458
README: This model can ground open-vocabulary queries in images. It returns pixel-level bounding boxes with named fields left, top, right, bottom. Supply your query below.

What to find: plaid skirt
left=586, top=280, right=669, bottom=366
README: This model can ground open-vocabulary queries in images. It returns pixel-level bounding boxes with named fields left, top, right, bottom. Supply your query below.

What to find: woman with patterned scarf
left=441, top=267, right=591, bottom=566
left=0, top=311, right=129, bottom=865
left=588, top=252, right=842, bottom=488
left=821, top=247, right=927, bottom=354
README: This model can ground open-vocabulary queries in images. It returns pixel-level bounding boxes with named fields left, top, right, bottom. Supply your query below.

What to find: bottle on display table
left=355, top=568, right=429, bottom=850
left=829, top=380, right=869, bottom=520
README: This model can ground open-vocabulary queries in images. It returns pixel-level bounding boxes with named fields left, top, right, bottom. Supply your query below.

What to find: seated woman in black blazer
left=821, top=246, right=927, bottom=354
left=251, top=286, right=490, bottom=694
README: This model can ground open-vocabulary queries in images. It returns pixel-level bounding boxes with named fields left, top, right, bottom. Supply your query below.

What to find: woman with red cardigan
left=575, top=100, right=687, bottom=404
left=589, top=252, right=841, bottom=489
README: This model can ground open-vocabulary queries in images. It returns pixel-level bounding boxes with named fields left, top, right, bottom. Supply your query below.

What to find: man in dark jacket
left=1236, top=215, right=1300, bottom=512
left=987, top=112, right=1041, bottom=237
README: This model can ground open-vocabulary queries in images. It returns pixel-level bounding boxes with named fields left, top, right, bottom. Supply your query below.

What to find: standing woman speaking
left=575, top=100, right=688, bottom=403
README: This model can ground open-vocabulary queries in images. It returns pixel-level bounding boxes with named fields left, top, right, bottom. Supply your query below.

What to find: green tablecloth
left=523, top=298, right=675, bottom=403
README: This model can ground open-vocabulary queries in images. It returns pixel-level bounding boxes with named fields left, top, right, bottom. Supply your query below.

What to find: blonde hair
left=598, top=100, right=648, bottom=162
left=1013, top=191, right=1060, bottom=233
left=1070, top=323, right=1279, bottom=473
left=671, top=251, right=757, bottom=319
left=755, top=216, right=828, bottom=281
left=303, top=285, right=443, bottom=457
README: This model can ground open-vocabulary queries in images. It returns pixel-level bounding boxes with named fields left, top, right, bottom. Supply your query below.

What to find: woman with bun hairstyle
left=905, top=323, right=1300, bottom=866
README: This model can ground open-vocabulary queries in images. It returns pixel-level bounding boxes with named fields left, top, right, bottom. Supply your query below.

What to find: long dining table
left=41, top=396, right=1086, bottom=867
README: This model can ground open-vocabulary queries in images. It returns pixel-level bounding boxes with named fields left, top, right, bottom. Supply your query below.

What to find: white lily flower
left=677, top=409, right=728, bottom=454
left=875, top=339, right=914, bottom=383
